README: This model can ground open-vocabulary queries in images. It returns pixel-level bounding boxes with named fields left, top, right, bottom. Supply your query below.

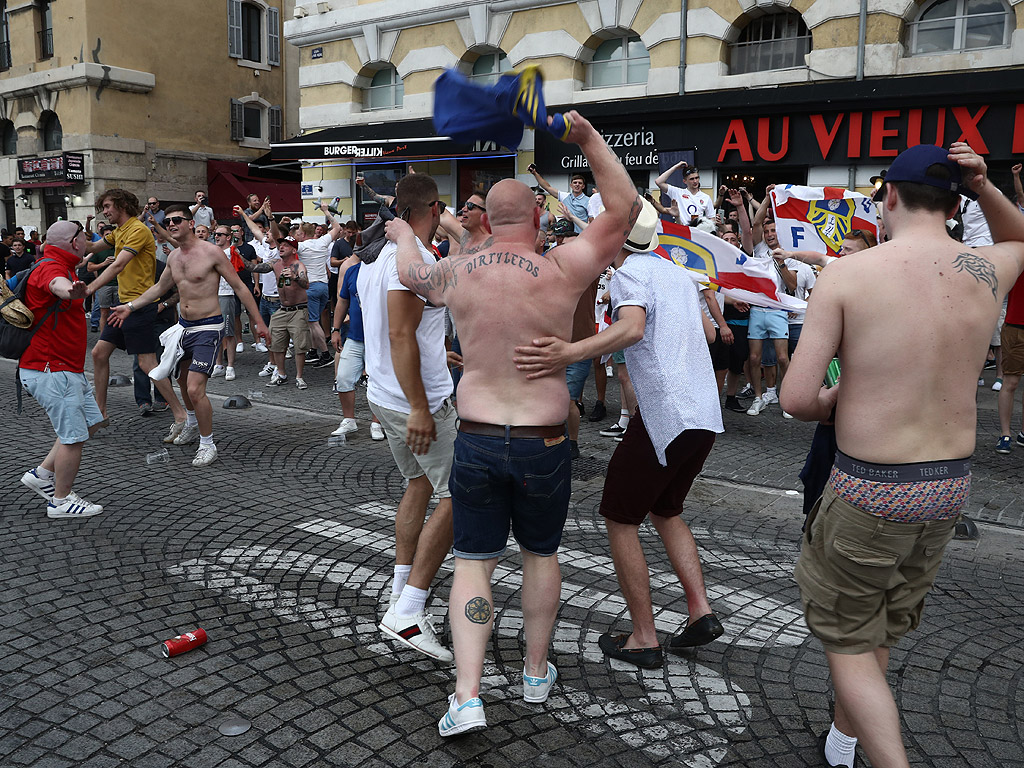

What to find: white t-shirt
left=252, top=239, right=279, bottom=297
left=784, top=258, right=816, bottom=323
left=611, top=252, right=723, bottom=465
left=663, top=183, right=714, bottom=222
left=695, top=277, right=725, bottom=329
left=218, top=247, right=234, bottom=296
left=357, top=238, right=452, bottom=414
left=961, top=196, right=993, bottom=247
left=297, top=233, right=333, bottom=283
left=587, top=192, right=603, bottom=221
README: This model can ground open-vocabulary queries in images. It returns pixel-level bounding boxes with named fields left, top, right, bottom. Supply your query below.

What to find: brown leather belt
left=458, top=419, right=566, bottom=439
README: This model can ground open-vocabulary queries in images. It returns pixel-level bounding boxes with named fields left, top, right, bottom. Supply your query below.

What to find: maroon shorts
left=599, top=411, right=716, bottom=525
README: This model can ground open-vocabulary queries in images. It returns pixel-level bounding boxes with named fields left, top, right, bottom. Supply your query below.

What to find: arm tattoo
left=952, top=252, right=998, bottom=299
left=405, top=258, right=458, bottom=297
left=464, top=597, right=492, bottom=625
left=624, top=195, right=643, bottom=236
left=250, top=262, right=275, bottom=273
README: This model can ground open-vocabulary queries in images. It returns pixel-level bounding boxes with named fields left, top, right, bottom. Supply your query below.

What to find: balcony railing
left=0, top=41, right=10, bottom=71
left=38, top=28, right=52, bottom=60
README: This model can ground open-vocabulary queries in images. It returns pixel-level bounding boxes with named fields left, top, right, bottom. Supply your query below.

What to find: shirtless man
left=257, top=237, right=311, bottom=388
left=780, top=143, right=1024, bottom=768
left=109, top=205, right=268, bottom=467
left=386, top=110, right=640, bottom=736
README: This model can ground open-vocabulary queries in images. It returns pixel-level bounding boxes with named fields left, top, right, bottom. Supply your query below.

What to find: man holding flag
left=781, top=143, right=1024, bottom=768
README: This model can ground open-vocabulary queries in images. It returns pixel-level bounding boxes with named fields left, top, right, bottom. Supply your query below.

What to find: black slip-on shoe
left=598, top=632, right=663, bottom=669
left=666, top=614, right=724, bottom=652
left=817, top=730, right=861, bottom=767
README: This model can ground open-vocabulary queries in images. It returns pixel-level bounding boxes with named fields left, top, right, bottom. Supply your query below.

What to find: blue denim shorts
left=451, top=429, right=571, bottom=559
left=748, top=307, right=789, bottom=340
left=306, top=281, right=330, bottom=322
left=20, top=369, right=105, bottom=444
left=565, top=359, right=591, bottom=400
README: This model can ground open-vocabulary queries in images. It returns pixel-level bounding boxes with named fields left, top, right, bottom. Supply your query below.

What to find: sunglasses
left=148, top=201, right=159, bottom=206
left=71, top=221, right=84, bottom=239
left=461, top=201, right=485, bottom=213
left=165, top=215, right=190, bottom=226
left=214, top=231, right=230, bottom=237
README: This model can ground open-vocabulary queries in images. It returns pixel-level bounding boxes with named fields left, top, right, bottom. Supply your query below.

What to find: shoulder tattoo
left=952, top=252, right=997, bottom=300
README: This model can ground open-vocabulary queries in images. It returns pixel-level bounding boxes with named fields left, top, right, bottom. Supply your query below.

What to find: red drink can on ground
left=162, top=628, right=208, bottom=657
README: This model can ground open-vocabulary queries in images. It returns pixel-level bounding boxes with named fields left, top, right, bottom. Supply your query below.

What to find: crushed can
left=162, top=628, right=208, bottom=657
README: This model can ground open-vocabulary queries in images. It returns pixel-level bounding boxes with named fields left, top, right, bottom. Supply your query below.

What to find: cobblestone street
left=1, top=351, right=1022, bottom=768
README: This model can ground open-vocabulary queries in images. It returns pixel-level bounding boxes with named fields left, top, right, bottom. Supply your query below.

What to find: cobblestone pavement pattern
left=1, top=351, right=1022, bottom=768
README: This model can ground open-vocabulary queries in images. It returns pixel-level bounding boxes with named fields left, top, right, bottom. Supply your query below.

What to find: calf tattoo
left=464, top=596, right=492, bottom=624
left=952, top=252, right=997, bottom=299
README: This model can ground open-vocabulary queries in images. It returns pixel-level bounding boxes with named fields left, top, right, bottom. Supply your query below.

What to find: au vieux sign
left=537, top=102, right=1023, bottom=170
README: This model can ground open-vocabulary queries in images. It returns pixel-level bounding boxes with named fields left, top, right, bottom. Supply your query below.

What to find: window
left=0, top=2, right=11, bottom=71
left=364, top=67, right=403, bottom=111
left=1, top=119, right=15, bottom=155
left=907, top=0, right=1011, bottom=54
left=469, top=52, right=511, bottom=84
left=729, top=11, right=811, bottom=74
left=228, top=0, right=281, bottom=66
left=41, top=111, right=61, bottom=151
left=37, top=0, right=52, bottom=60
left=230, top=97, right=282, bottom=145
left=587, top=36, right=650, bottom=88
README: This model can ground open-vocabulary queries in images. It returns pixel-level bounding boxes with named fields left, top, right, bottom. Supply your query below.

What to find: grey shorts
left=369, top=399, right=456, bottom=497
left=219, top=295, right=239, bottom=337
left=95, top=284, right=119, bottom=309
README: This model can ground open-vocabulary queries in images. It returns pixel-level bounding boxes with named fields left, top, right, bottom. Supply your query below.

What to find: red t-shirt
left=19, top=246, right=86, bottom=373
left=1006, top=275, right=1024, bottom=326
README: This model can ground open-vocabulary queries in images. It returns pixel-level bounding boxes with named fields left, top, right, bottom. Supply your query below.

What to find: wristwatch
left=127, top=301, right=136, bottom=313
left=331, top=328, right=341, bottom=334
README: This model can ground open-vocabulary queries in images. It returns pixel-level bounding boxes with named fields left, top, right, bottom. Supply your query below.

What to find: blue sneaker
left=438, top=693, right=486, bottom=737
left=1017, top=432, right=1024, bottom=447
left=995, top=436, right=1012, bottom=454
left=523, top=660, right=558, bottom=703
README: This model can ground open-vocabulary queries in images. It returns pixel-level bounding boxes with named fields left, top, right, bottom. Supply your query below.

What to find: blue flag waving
left=433, top=65, right=572, bottom=150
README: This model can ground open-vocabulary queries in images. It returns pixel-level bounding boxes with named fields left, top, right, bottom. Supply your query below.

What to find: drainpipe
left=679, top=0, right=687, bottom=95
left=856, top=0, right=867, bottom=81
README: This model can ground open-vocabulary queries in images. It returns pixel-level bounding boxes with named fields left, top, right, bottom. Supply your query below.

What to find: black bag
left=0, top=259, right=61, bottom=360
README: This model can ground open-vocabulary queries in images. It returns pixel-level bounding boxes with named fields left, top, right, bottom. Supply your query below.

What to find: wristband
left=331, top=328, right=341, bottom=333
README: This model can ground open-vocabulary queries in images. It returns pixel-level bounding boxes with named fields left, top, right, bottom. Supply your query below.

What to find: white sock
left=52, top=496, right=66, bottom=505
left=395, top=585, right=428, bottom=617
left=824, top=723, right=857, bottom=768
left=391, top=564, right=412, bottom=598
left=766, top=386, right=777, bottom=396
left=185, top=410, right=198, bottom=427
left=618, top=410, right=630, bottom=429
left=36, top=466, right=54, bottom=480
left=199, top=433, right=214, bottom=447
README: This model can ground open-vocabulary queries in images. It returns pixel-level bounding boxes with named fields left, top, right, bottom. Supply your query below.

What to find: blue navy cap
left=873, top=144, right=977, bottom=202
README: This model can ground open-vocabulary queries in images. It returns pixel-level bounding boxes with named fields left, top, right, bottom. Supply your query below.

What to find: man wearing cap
left=514, top=200, right=726, bottom=669
left=386, top=110, right=640, bottom=736
left=781, top=143, right=1024, bottom=768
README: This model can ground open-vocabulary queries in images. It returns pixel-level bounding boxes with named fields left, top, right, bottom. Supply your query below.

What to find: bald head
left=485, top=179, right=536, bottom=228
left=46, top=220, right=84, bottom=256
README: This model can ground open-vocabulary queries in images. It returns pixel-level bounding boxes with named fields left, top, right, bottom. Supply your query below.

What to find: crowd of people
left=9, top=104, right=1024, bottom=768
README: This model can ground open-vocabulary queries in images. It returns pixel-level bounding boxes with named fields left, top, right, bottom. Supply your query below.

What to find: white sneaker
left=225, top=366, right=236, bottom=381
left=761, top=390, right=778, bottom=405
left=782, top=410, right=794, bottom=420
left=21, top=469, right=55, bottom=501
left=163, top=421, right=186, bottom=444
left=295, top=377, right=308, bottom=390
left=746, top=397, right=765, bottom=416
left=379, top=606, right=454, bottom=662
left=192, top=444, right=218, bottom=467
left=523, top=661, right=558, bottom=704
left=285, top=348, right=293, bottom=359
left=992, top=379, right=1003, bottom=392
left=438, top=693, right=486, bottom=737
left=370, top=422, right=385, bottom=441
left=978, top=378, right=985, bottom=387
left=253, top=341, right=268, bottom=353
left=47, top=492, right=102, bottom=519
left=211, top=365, right=225, bottom=378
left=267, top=371, right=287, bottom=386
left=258, top=362, right=275, bottom=377
left=332, top=418, right=358, bottom=436
left=173, top=423, right=200, bottom=445
left=235, top=342, right=244, bottom=354
left=739, top=384, right=753, bottom=397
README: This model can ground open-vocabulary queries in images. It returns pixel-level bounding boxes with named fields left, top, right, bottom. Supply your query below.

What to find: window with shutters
left=227, top=0, right=281, bottom=68
left=230, top=95, right=281, bottom=148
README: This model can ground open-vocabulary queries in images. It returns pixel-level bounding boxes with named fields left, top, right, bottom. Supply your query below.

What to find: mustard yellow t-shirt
left=103, top=217, right=156, bottom=302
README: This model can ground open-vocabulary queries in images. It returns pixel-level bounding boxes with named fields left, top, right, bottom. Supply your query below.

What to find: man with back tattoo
left=781, top=143, right=1024, bottom=768
left=385, top=110, right=641, bottom=737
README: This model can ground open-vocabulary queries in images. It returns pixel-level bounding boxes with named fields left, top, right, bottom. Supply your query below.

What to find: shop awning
left=207, top=159, right=302, bottom=218
left=13, top=181, right=76, bottom=189
left=270, top=117, right=513, bottom=163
